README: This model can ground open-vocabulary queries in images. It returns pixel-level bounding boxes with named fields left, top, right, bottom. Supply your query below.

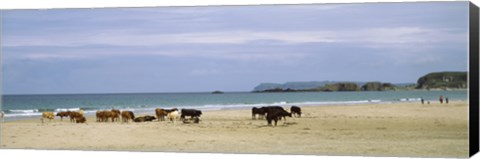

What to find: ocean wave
left=7, top=109, right=39, bottom=113
left=4, top=112, right=43, bottom=118
left=183, top=100, right=385, bottom=110
left=54, top=107, right=80, bottom=112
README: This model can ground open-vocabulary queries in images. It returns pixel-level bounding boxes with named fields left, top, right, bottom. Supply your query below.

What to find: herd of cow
left=41, top=111, right=86, bottom=124
left=36, top=105, right=301, bottom=126
left=39, top=108, right=203, bottom=124
left=251, top=105, right=302, bottom=126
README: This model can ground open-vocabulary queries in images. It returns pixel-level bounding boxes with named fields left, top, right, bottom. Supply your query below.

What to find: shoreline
left=1, top=99, right=467, bottom=122
left=0, top=101, right=469, bottom=157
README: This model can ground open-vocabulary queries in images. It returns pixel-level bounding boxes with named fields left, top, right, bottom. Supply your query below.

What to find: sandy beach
left=0, top=102, right=469, bottom=158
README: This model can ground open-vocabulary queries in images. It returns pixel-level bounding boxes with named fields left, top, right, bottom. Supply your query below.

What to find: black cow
left=290, top=105, right=302, bottom=117
left=266, top=109, right=292, bottom=126
left=180, top=109, right=202, bottom=119
left=262, top=106, right=288, bottom=120
left=134, top=115, right=157, bottom=122
left=252, top=107, right=266, bottom=120
left=261, top=106, right=285, bottom=112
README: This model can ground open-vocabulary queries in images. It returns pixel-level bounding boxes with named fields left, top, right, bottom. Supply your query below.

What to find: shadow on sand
left=256, top=122, right=298, bottom=128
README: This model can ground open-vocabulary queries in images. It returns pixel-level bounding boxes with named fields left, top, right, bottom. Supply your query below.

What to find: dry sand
left=0, top=102, right=469, bottom=158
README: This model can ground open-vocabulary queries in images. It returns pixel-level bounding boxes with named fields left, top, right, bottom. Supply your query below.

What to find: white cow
left=167, top=110, right=180, bottom=123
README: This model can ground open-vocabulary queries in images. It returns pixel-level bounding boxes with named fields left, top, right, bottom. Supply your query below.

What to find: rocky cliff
left=415, top=72, right=467, bottom=89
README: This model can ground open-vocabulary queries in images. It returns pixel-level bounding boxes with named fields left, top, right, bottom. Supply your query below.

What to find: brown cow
left=96, top=111, right=105, bottom=122
left=111, top=109, right=121, bottom=122
left=75, top=116, right=87, bottom=123
left=96, top=110, right=109, bottom=122
left=69, top=111, right=84, bottom=123
left=155, top=108, right=167, bottom=121
left=56, top=111, right=71, bottom=121
left=103, top=111, right=113, bottom=122
left=95, top=109, right=120, bottom=122
left=121, top=111, right=135, bottom=123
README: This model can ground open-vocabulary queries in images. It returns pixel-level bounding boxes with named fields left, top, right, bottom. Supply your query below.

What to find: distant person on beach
left=446, top=97, right=449, bottom=104
left=427, top=101, right=430, bottom=104
left=421, top=98, right=424, bottom=104
left=0, top=111, right=4, bottom=122
left=439, top=96, right=444, bottom=104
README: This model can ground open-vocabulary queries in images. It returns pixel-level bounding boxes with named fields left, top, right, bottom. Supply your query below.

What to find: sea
left=1, top=90, right=468, bottom=121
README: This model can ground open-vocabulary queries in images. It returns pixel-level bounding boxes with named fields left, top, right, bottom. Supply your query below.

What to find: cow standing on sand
left=96, top=110, right=111, bottom=122
left=290, top=106, right=302, bottom=117
left=155, top=108, right=167, bottom=121
left=262, top=106, right=289, bottom=121
left=266, top=109, right=291, bottom=126
left=111, top=109, right=121, bottom=122
left=167, top=110, right=180, bottom=122
left=96, top=109, right=121, bottom=122
left=56, top=111, right=71, bottom=121
left=69, top=111, right=84, bottom=123
left=121, top=111, right=135, bottom=123
left=180, top=109, right=202, bottom=119
left=102, top=111, right=113, bottom=122
left=251, top=107, right=266, bottom=120
left=41, top=112, right=55, bottom=123
left=96, top=111, right=105, bottom=122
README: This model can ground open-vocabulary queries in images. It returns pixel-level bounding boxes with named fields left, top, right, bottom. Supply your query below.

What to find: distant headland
left=252, top=71, right=467, bottom=92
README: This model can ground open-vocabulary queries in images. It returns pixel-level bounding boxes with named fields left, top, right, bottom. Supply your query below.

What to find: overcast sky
left=1, top=2, right=469, bottom=94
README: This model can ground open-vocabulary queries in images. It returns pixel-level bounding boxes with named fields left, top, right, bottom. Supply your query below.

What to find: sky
left=1, top=2, right=470, bottom=94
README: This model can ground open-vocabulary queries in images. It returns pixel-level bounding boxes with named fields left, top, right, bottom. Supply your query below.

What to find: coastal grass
left=0, top=102, right=468, bottom=157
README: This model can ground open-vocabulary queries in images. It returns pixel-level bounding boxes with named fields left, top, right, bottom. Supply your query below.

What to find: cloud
left=3, top=27, right=465, bottom=48
left=3, top=30, right=338, bottom=47
left=10, top=47, right=309, bottom=64
left=3, top=26, right=466, bottom=66
left=349, top=27, right=466, bottom=45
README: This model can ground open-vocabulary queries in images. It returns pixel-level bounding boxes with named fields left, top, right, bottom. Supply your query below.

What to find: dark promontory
left=415, top=71, right=467, bottom=89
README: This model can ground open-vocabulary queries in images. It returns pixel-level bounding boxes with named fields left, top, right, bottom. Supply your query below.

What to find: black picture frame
left=469, top=2, right=479, bottom=157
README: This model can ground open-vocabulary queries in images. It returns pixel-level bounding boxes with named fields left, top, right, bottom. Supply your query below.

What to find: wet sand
left=0, top=102, right=469, bottom=157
